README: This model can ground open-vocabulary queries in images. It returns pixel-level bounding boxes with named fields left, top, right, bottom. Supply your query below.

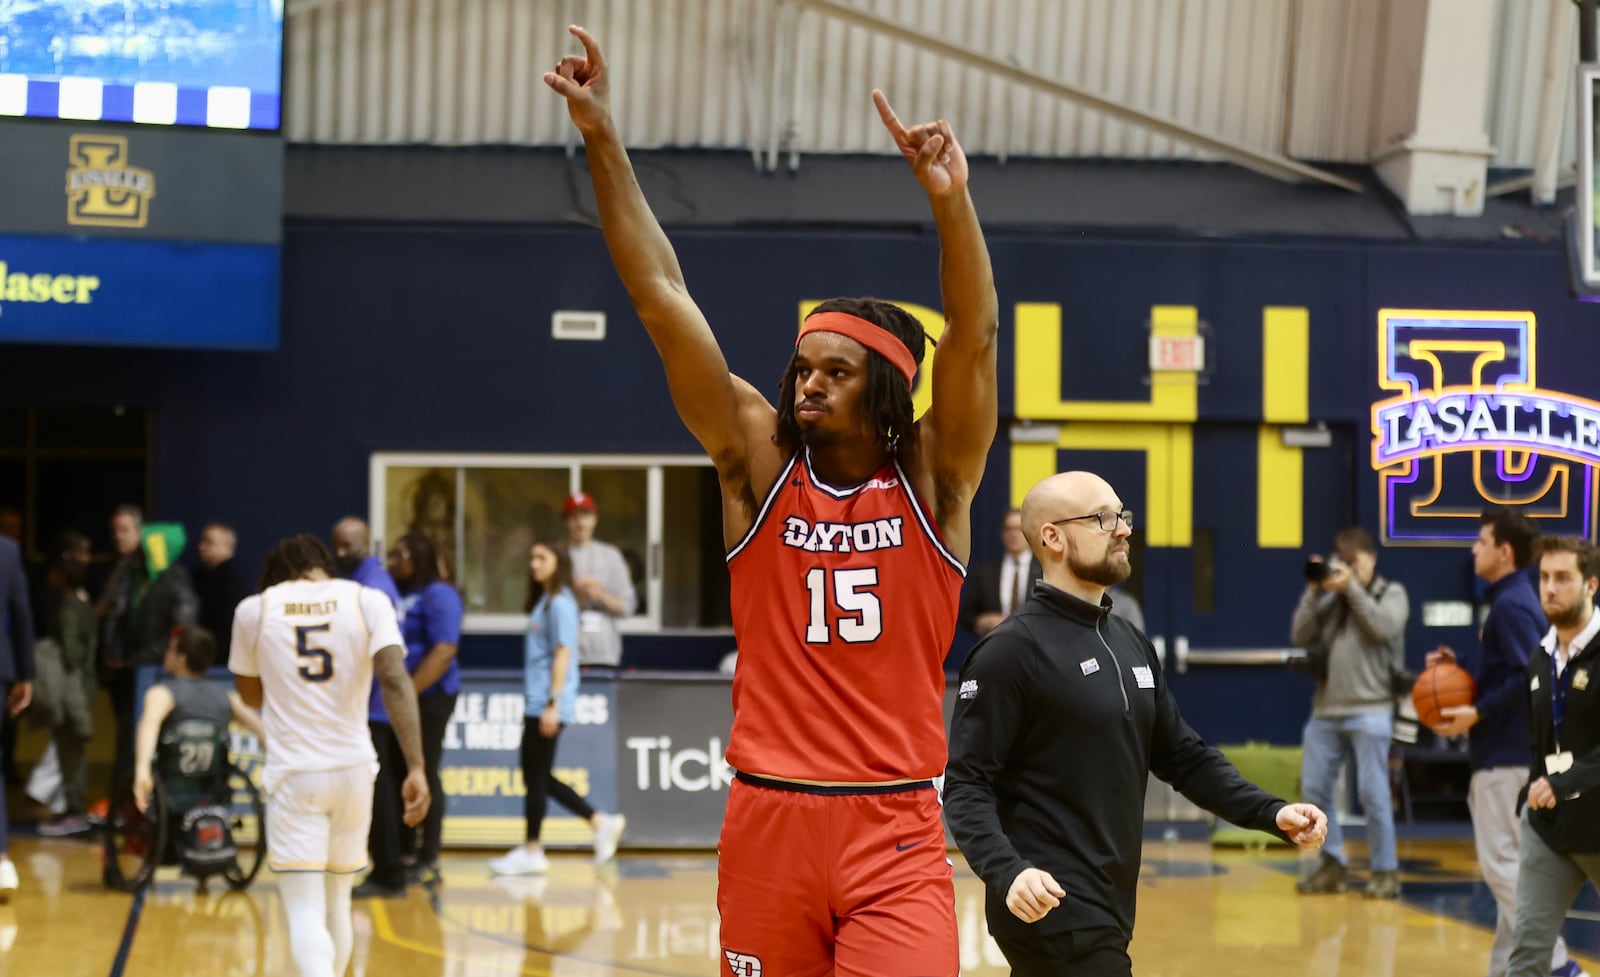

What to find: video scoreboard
left=0, top=0, right=284, bottom=350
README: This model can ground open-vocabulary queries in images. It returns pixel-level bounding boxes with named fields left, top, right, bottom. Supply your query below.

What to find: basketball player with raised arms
left=545, top=25, right=997, bottom=977
left=230, top=535, right=430, bottom=977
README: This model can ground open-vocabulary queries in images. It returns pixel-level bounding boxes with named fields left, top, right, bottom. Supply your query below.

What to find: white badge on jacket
left=1132, top=666, right=1155, bottom=690
left=1080, top=658, right=1100, bottom=676
left=1546, top=751, right=1574, bottom=775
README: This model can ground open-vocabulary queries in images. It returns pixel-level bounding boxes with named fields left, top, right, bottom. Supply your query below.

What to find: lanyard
left=1551, top=648, right=1575, bottom=752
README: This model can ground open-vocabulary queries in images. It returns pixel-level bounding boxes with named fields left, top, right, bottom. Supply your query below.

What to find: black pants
left=0, top=683, right=10, bottom=851
left=107, top=667, right=138, bottom=782
left=367, top=720, right=407, bottom=887
left=0, top=708, right=16, bottom=785
left=413, top=692, right=455, bottom=865
left=520, top=719, right=594, bottom=842
left=368, top=692, right=456, bottom=883
left=995, top=928, right=1132, bottom=977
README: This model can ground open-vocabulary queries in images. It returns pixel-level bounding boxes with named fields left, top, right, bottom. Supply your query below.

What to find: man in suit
left=192, top=522, right=249, bottom=667
left=0, top=534, right=36, bottom=900
left=960, top=509, right=1043, bottom=638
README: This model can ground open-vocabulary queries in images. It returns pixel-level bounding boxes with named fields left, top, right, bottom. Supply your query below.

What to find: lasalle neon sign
left=1374, top=390, right=1600, bottom=467
left=1372, top=309, right=1597, bottom=545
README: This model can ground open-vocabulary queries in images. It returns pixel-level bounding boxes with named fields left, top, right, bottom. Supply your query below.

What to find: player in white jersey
left=230, top=535, right=429, bottom=977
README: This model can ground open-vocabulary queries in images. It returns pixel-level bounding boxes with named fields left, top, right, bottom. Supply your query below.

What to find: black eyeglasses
left=1050, top=508, right=1135, bottom=532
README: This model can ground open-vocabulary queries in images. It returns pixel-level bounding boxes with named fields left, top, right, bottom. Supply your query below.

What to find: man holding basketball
left=544, top=25, right=998, bottom=977
left=1291, top=527, right=1409, bottom=899
left=1427, top=510, right=1583, bottom=977
left=1506, top=536, right=1600, bottom=977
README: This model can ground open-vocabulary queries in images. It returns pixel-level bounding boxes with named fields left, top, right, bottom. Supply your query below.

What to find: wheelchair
left=103, top=717, right=267, bottom=893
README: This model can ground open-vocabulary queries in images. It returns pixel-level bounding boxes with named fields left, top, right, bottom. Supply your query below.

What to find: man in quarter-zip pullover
left=945, top=471, right=1329, bottom=977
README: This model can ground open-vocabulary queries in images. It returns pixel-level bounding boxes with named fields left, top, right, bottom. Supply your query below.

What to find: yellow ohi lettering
left=1010, top=304, right=1311, bottom=551
left=1014, top=303, right=1199, bottom=422
left=793, top=298, right=1313, bottom=552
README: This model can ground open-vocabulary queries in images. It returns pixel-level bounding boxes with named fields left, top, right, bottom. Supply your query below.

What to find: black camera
left=1304, top=558, right=1330, bottom=583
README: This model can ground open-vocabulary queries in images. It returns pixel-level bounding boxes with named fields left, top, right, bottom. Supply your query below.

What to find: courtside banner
left=139, top=670, right=974, bottom=850
left=614, top=674, right=735, bottom=847
left=436, top=672, right=618, bottom=849
left=0, top=233, right=279, bottom=350
left=147, top=669, right=615, bottom=850
left=613, top=676, right=965, bottom=847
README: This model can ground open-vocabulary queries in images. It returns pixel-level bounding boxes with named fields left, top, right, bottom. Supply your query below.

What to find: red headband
left=797, top=312, right=917, bottom=389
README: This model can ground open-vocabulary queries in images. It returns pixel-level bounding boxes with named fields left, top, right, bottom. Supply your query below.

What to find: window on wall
left=371, top=453, right=731, bottom=635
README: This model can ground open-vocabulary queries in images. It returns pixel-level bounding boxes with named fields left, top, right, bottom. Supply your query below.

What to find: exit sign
left=1150, top=334, right=1206, bottom=372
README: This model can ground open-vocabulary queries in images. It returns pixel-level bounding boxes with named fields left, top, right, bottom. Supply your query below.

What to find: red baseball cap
left=563, top=492, right=597, bottom=516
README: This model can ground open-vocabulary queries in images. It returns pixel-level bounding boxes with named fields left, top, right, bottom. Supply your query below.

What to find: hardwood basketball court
left=4, top=834, right=1597, bottom=976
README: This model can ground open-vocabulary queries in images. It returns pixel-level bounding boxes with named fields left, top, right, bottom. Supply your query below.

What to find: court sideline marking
left=106, top=885, right=148, bottom=977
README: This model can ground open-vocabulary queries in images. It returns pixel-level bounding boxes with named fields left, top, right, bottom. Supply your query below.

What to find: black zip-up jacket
left=1521, top=607, right=1600, bottom=854
left=944, top=583, right=1291, bottom=943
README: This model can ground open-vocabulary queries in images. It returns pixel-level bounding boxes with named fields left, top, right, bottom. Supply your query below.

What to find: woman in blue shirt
left=490, top=541, right=625, bottom=875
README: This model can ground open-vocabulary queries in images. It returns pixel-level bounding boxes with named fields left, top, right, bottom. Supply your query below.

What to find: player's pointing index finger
left=872, top=89, right=905, bottom=137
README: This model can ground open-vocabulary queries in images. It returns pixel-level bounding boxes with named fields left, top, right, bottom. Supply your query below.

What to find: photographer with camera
left=1291, top=527, right=1410, bottom=899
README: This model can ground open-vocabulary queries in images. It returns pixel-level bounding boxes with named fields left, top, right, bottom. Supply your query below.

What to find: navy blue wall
left=2, top=224, right=1596, bottom=745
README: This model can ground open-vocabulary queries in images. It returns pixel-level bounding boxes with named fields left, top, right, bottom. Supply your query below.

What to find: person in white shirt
left=229, top=535, right=429, bottom=977
left=960, top=509, right=1041, bottom=637
left=562, top=493, right=638, bottom=667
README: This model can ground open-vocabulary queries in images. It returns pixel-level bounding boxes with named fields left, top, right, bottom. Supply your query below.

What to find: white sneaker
left=0, top=858, right=17, bottom=903
left=593, top=813, right=626, bottom=866
left=488, top=847, right=549, bottom=876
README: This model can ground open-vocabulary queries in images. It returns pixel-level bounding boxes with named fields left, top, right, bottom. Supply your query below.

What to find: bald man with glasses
left=945, top=471, right=1327, bottom=977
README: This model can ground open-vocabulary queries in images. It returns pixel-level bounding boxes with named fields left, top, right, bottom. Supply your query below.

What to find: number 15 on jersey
left=805, top=567, right=882, bottom=643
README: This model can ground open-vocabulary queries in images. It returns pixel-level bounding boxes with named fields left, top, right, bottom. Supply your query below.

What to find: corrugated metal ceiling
left=282, top=0, right=1578, bottom=174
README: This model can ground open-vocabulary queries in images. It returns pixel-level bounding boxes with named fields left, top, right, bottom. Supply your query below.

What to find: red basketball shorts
left=717, top=774, right=957, bottom=977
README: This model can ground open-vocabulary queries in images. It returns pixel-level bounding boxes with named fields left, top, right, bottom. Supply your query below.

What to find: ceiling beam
left=790, top=0, right=1363, bottom=193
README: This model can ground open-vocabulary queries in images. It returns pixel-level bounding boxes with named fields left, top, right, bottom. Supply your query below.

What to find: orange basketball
left=1411, top=663, right=1478, bottom=729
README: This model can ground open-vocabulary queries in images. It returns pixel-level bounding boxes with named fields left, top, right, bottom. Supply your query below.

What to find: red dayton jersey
left=725, top=451, right=966, bottom=783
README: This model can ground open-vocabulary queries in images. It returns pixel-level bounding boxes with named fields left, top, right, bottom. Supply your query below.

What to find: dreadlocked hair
left=776, top=297, right=929, bottom=455
left=258, top=533, right=338, bottom=591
